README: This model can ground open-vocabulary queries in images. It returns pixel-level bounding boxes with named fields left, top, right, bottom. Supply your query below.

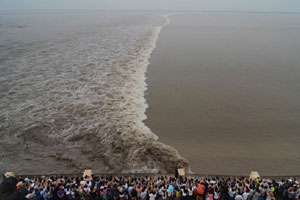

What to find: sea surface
left=146, top=13, right=300, bottom=176
left=0, top=11, right=189, bottom=174
left=1, top=11, right=300, bottom=176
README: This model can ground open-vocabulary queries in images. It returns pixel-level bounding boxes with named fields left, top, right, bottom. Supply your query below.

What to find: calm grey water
left=146, top=13, right=300, bottom=175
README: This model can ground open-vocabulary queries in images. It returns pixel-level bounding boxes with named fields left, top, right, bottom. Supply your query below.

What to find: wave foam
left=0, top=13, right=190, bottom=174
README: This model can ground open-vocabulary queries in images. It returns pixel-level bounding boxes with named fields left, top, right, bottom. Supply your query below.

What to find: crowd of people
left=1, top=173, right=300, bottom=200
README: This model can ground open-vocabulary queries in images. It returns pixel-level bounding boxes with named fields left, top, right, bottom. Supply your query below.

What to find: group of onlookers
left=0, top=173, right=300, bottom=200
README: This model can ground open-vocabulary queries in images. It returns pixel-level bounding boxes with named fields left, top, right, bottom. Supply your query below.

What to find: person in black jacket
left=0, top=176, right=27, bottom=200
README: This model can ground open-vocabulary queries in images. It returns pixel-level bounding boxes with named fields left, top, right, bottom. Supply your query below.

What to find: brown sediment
left=0, top=14, right=190, bottom=175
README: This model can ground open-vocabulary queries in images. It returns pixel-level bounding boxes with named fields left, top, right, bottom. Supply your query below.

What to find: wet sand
left=145, top=13, right=300, bottom=176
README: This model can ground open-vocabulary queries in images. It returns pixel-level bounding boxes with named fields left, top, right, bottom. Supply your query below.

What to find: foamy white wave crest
left=0, top=12, right=189, bottom=174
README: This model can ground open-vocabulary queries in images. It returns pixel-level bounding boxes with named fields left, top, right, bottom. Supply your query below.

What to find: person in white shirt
left=149, top=192, right=156, bottom=200
left=159, top=186, right=165, bottom=197
left=228, top=187, right=235, bottom=199
left=242, top=188, right=250, bottom=200
left=140, top=189, right=148, bottom=200
left=181, top=187, right=188, bottom=200
left=296, top=188, right=300, bottom=199
left=235, top=192, right=243, bottom=200
left=188, top=186, right=194, bottom=199
left=213, top=188, right=219, bottom=200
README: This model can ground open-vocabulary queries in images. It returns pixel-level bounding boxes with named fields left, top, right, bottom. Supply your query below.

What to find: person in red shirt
left=197, top=182, right=205, bottom=200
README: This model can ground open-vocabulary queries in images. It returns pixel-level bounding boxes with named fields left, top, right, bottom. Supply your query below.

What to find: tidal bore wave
left=0, top=12, right=190, bottom=174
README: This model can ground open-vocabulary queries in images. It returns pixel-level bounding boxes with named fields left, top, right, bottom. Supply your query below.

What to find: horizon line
left=0, top=9, right=300, bottom=15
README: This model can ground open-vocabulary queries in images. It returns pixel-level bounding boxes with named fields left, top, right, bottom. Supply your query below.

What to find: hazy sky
left=0, top=0, right=300, bottom=12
